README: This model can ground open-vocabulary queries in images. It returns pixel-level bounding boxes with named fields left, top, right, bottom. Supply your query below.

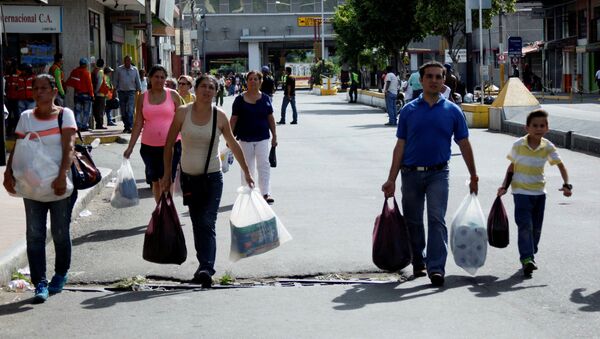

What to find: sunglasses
left=178, top=82, right=189, bottom=86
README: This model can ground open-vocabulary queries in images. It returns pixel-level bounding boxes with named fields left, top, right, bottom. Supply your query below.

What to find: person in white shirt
left=595, top=69, right=600, bottom=91
left=383, top=66, right=399, bottom=126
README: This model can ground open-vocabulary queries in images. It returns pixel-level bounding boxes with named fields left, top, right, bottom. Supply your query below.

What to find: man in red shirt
left=66, top=58, right=94, bottom=131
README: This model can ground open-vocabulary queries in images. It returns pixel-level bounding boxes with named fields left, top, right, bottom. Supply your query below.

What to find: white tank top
left=180, top=105, right=222, bottom=175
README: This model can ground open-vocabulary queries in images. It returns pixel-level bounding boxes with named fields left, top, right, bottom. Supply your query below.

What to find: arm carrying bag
left=143, top=192, right=187, bottom=265
left=487, top=196, right=509, bottom=248
left=58, top=110, right=102, bottom=189
left=372, top=198, right=412, bottom=272
left=450, top=193, right=488, bottom=275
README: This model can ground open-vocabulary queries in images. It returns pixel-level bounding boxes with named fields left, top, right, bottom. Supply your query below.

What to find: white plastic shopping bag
left=229, top=186, right=292, bottom=261
left=450, top=193, right=488, bottom=275
left=219, top=147, right=234, bottom=173
left=11, top=132, right=73, bottom=201
left=110, top=158, right=139, bottom=208
left=173, top=163, right=182, bottom=197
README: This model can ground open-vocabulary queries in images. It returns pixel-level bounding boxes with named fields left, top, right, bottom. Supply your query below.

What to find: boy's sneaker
left=522, top=258, right=538, bottom=277
left=33, top=282, right=49, bottom=304
left=48, top=274, right=68, bottom=294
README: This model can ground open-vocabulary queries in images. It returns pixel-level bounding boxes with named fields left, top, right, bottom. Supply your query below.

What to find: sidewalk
left=0, top=165, right=113, bottom=286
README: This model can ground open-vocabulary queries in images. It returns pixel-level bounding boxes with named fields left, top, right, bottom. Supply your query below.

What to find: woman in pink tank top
left=123, top=65, right=184, bottom=202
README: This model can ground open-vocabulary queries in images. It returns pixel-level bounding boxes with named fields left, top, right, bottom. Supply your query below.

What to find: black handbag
left=58, top=109, right=102, bottom=190
left=269, top=146, right=277, bottom=168
left=180, top=106, right=217, bottom=206
left=106, top=97, right=120, bottom=110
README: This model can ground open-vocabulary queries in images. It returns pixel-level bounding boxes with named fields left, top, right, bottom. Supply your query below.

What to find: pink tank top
left=141, top=90, right=180, bottom=146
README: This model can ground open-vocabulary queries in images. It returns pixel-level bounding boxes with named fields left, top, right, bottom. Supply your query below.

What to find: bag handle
left=203, top=106, right=217, bottom=175
left=58, top=108, right=84, bottom=144
left=382, top=197, right=402, bottom=216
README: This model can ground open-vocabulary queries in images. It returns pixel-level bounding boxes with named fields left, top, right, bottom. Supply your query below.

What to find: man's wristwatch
left=562, top=183, right=573, bottom=190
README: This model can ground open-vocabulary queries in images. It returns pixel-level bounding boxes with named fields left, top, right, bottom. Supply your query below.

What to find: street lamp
left=321, top=0, right=325, bottom=61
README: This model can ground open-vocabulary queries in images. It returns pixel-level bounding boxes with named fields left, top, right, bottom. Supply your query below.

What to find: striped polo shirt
left=507, top=135, right=562, bottom=195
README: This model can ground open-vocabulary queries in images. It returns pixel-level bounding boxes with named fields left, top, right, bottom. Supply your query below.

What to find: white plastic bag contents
left=219, top=147, right=234, bottom=173
left=110, top=158, right=139, bottom=208
left=450, top=193, right=488, bottom=275
left=173, top=163, right=182, bottom=197
left=11, top=132, right=73, bottom=202
left=229, top=186, right=292, bottom=261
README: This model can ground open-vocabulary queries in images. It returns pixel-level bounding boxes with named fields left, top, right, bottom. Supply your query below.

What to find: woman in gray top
left=160, top=74, right=253, bottom=288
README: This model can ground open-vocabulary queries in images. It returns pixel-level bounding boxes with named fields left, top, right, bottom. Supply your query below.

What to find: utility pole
left=145, top=0, right=154, bottom=67
left=0, top=6, right=6, bottom=166
left=179, top=0, right=184, bottom=75
left=498, top=11, right=505, bottom=89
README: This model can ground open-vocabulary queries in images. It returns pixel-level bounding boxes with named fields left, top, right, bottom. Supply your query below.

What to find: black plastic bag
left=143, top=193, right=187, bottom=265
left=372, top=198, right=412, bottom=271
left=269, top=146, right=277, bottom=168
left=487, top=196, right=509, bottom=248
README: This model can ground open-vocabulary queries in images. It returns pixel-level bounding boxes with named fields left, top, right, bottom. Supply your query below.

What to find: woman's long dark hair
left=147, top=64, right=168, bottom=90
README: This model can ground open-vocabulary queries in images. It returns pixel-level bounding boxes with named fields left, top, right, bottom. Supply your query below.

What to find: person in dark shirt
left=277, top=67, right=298, bottom=124
left=231, top=70, right=278, bottom=203
left=260, top=65, right=276, bottom=99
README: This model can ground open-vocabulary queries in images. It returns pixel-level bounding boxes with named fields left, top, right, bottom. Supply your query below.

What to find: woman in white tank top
left=160, top=74, right=254, bottom=287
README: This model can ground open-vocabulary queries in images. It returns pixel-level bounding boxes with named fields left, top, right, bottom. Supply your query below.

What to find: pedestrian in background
left=48, top=53, right=66, bottom=107
left=17, top=63, right=36, bottom=117
left=160, top=74, right=254, bottom=288
left=383, top=65, right=399, bottom=125
left=407, top=69, right=423, bottom=100
left=215, top=74, right=225, bottom=106
left=349, top=67, right=359, bottom=103
left=3, top=74, right=78, bottom=303
left=231, top=70, right=278, bottom=203
left=277, top=66, right=298, bottom=125
left=382, top=61, right=478, bottom=287
left=124, top=65, right=183, bottom=202
left=177, top=75, right=195, bottom=104
left=92, top=58, right=107, bottom=129
left=113, top=55, right=142, bottom=134
left=497, top=109, right=572, bottom=277
left=4, top=58, right=20, bottom=134
left=103, top=67, right=117, bottom=126
left=66, top=58, right=94, bottom=131
left=260, top=65, right=276, bottom=100
left=139, top=69, right=148, bottom=93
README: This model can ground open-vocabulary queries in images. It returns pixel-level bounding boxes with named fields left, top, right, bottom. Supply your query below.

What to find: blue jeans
left=74, top=94, right=93, bottom=129
left=513, top=194, right=546, bottom=262
left=187, top=172, right=223, bottom=276
left=280, top=96, right=298, bottom=123
left=24, top=194, right=75, bottom=286
left=401, top=167, right=450, bottom=275
left=18, top=99, right=35, bottom=115
left=385, top=92, right=397, bottom=124
left=118, top=90, right=136, bottom=129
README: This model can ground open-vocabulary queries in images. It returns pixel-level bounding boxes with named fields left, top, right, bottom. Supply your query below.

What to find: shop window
left=204, top=0, right=220, bottom=13
left=276, top=0, right=291, bottom=13
left=89, top=11, right=101, bottom=60
left=252, top=0, right=267, bottom=13
left=230, top=0, right=244, bottom=13
left=323, top=0, right=336, bottom=12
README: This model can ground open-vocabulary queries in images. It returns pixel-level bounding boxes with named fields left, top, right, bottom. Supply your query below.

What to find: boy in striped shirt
left=497, top=109, right=572, bottom=277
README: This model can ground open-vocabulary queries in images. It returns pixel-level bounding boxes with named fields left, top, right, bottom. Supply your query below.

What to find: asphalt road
left=1, top=92, right=599, bottom=337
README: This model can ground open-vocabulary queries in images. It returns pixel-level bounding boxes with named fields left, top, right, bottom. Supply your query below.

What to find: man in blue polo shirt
left=381, top=61, right=478, bottom=287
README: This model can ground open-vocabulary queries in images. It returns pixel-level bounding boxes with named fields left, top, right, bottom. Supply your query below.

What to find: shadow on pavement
left=80, top=290, right=190, bottom=310
left=467, top=271, right=547, bottom=297
left=332, top=273, right=546, bottom=310
left=137, top=187, right=154, bottom=200
left=72, top=225, right=147, bottom=246
left=351, top=124, right=397, bottom=130
left=180, top=204, right=233, bottom=218
left=570, top=288, right=600, bottom=312
left=0, top=298, right=35, bottom=316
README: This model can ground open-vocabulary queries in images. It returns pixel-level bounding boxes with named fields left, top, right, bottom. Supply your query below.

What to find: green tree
left=416, top=0, right=517, bottom=66
left=332, top=3, right=364, bottom=68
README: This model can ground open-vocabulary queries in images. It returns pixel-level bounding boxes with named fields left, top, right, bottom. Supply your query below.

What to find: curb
left=0, top=167, right=114, bottom=286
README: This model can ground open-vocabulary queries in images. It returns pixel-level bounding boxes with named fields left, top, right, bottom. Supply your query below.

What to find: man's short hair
left=386, top=65, right=393, bottom=73
left=526, top=109, right=549, bottom=126
left=285, top=66, right=292, bottom=74
left=54, top=53, right=62, bottom=63
left=419, top=61, right=446, bottom=78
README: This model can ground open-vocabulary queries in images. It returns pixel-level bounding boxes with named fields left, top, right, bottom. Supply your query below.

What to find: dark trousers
left=349, top=84, right=358, bottom=102
left=92, top=96, right=106, bottom=128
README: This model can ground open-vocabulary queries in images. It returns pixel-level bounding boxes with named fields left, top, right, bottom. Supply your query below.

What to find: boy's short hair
left=526, top=109, right=549, bottom=126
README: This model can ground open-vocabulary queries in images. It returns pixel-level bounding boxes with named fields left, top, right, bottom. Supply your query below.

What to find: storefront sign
left=1, top=5, right=62, bottom=33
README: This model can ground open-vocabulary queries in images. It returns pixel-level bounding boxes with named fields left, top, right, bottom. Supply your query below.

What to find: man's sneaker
left=290, top=121, right=298, bottom=125
left=276, top=121, right=286, bottom=125
left=412, top=266, right=427, bottom=278
left=522, top=258, right=538, bottom=277
left=193, top=269, right=213, bottom=288
left=48, top=274, right=68, bottom=294
left=429, top=272, right=445, bottom=287
left=33, top=282, right=49, bottom=304
left=263, top=195, right=275, bottom=204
